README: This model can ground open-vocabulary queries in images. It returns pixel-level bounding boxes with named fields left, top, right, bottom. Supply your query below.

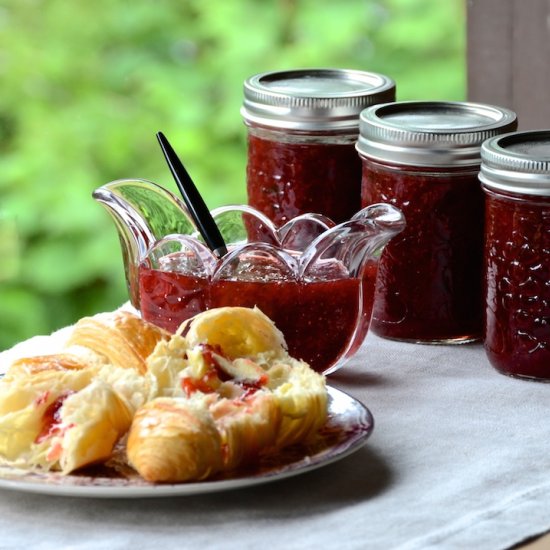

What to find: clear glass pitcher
left=93, top=179, right=405, bottom=374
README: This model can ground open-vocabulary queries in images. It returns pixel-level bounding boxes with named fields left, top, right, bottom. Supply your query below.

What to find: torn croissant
left=34, top=380, right=133, bottom=473
left=0, top=306, right=328, bottom=483
left=126, top=307, right=327, bottom=482
left=0, top=311, right=162, bottom=472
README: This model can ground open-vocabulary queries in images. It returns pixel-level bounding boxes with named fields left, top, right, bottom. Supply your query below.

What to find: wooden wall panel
left=467, top=0, right=550, bottom=130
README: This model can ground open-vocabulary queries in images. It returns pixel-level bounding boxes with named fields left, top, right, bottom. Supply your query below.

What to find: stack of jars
left=241, top=68, right=550, bottom=382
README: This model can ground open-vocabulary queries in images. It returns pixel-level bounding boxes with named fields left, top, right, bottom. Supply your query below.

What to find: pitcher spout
left=92, top=179, right=194, bottom=308
left=351, top=203, right=406, bottom=257
left=298, top=203, right=405, bottom=279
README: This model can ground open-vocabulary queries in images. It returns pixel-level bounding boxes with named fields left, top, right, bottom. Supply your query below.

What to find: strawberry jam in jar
left=480, top=130, right=550, bottom=380
left=241, top=68, right=395, bottom=227
left=357, top=101, right=517, bottom=343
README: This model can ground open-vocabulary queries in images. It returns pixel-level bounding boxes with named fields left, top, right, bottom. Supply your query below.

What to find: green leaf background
left=0, top=0, right=465, bottom=350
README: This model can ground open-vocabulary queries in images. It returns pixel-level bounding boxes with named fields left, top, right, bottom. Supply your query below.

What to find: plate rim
left=0, top=386, right=374, bottom=498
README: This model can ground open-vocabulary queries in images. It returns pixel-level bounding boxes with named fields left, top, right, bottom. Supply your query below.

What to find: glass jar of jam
left=241, top=68, right=395, bottom=227
left=480, top=130, right=550, bottom=380
left=357, top=101, right=517, bottom=343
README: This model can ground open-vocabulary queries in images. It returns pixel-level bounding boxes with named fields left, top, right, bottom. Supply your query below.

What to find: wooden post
left=467, top=0, right=550, bottom=130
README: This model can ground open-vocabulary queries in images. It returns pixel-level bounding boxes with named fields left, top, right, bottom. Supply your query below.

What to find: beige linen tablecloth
left=0, top=314, right=549, bottom=550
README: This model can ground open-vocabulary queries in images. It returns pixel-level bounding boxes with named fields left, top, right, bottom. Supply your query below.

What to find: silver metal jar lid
left=356, top=101, right=518, bottom=167
left=241, top=68, right=396, bottom=132
left=480, top=130, right=550, bottom=195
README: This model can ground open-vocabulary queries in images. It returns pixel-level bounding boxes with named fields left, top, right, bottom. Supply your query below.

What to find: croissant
left=145, top=333, right=191, bottom=397
left=127, top=389, right=282, bottom=482
left=33, top=380, right=133, bottom=473
left=266, top=361, right=328, bottom=448
left=210, top=391, right=281, bottom=471
left=176, top=306, right=327, bottom=448
left=62, top=312, right=170, bottom=411
left=0, top=348, right=102, bottom=461
left=181, top=306, right=288, bottom=360
left=127, top=396, right=223, bottom=483
left=0, top=313, right=157, bottom=469
left=2, top=345, right=106, bottom=385
left=0, top=306, right=329, bottom=483
left=66, top=310, right=169, bottom=374
left=134, top=307, right=327, bottom=480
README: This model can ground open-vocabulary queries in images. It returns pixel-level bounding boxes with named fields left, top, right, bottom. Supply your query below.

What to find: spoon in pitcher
left=156, top=131, right=228, bottom=258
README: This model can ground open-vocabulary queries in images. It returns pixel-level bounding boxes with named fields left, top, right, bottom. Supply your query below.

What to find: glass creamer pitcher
left=93, top=179, right=404, bottom=374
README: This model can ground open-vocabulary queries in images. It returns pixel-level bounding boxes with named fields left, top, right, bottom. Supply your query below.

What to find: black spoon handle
left=156, top=131, right=227, bottom=258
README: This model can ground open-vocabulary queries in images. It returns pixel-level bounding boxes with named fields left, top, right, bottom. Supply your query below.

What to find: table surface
left=0, top=321, right=549, bottom=550
left=521, top=533, right=550, bottom=549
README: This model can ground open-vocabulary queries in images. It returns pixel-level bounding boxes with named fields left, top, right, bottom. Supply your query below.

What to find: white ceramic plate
left=0, top=387, right=373, bottom=498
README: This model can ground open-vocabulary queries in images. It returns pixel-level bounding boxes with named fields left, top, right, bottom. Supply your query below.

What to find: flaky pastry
left=0, top=312, right=158, bottom=471
left=66, top=310, right=169, bottom=374
left=0, top=347, right=102, bottom=461
left=181, top=306, right=287, bottom=360
left=129, top=306, right=327, bottom=481
left=127, top=396, right=223, bottom=483
left=33, top=380, right=133, bottom=473
left=0, top=306, right=328, bottom=483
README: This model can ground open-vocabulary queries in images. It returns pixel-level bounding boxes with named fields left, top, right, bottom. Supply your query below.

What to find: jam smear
left=199, top=344, right=232, bottom=381
left=237, top=378, right=268, bottom=400
left=35, top=391, right=74, bottom=444
left=181, top=375, right=217, bottom=396
left=181, top=345, right=228, bottom=395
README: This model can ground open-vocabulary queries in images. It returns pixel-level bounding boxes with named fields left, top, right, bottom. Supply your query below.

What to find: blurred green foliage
left=0, top=0, right=465, bottom=350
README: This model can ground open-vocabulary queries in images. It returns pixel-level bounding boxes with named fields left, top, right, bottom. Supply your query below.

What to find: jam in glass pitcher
left=93, top=179, right=404, bottom=374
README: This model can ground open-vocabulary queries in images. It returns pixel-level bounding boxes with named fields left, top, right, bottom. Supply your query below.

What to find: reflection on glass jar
left=241, top=68, right=395, bottom=228
left=357, top=101, right=517, bottom=344
left=480, top=130, right=550, bottom=380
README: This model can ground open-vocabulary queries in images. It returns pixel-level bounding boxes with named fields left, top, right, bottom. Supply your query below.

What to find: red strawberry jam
left=139, top=261, right=379, bottom=374
left=483, top=189, right=550, bottom=379
left=357, top=100, right=517, bottom=343
left=35, top=391, right=74, bottom=444
left=362, top=161, right=484, bottom=342
left=241, top=68, right=395, bottom=227
left=480, top=130, right=550, bottom=380
left=246, top=133, right=362, bottom=227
